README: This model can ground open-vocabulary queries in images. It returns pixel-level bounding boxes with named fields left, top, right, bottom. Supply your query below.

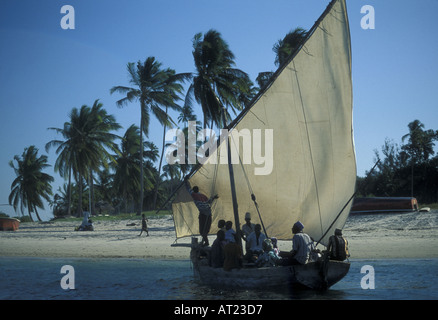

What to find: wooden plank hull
left=191, top=248, right=350, bottom=290
left=0, top=217, right=20, bottom=231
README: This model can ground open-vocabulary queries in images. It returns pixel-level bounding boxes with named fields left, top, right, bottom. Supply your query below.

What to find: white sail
left=172, top=0, right=355, bottom=246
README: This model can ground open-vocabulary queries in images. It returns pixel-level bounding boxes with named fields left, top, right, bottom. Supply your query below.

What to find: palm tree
left=46, top=101, right=120, bottom=216
left=402, top=120, right=437, bottom=163
left=401, top=120, right=438, bottom=196
left=273, top=27, right=307, bottom=67
left=256, top=27, right=308, bottom=88
left=187, top=29, right=252, bottom=129
left=112, top=124, right=158, bottom=213
left=86, top=100, right=122, bottom=214
left=9, top=146, right=54, bottom=221
left=110, top=57, right=190, bottom=211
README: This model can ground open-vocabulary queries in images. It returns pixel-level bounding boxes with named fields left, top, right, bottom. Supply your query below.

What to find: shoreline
left=1, top=214, right=438, bottom=260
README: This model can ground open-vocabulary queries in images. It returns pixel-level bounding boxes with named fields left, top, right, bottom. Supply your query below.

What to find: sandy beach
left=1, top=212, right=438, bottom=260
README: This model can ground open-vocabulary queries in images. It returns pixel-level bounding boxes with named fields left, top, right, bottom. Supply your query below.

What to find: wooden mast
left=222, top=108, right=243, bottom=249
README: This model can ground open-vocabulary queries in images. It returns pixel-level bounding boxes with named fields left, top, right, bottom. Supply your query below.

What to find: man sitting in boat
left=240, top=212, right=256, bottom=256
left=255, top=238, right=281, bottom=267
left=241, top=212, right=255, bottom=241
left=217, top=219, right=226, bottom=232
left=245, top=224, right=267, bottom=262
left=223, top=233, right=243, bottom=271
left=224, top=220, right=236, bottom=243
left=327, top=229, right=350, bottom=261
left=210, top=229, right=226, bottom=268
left=187, top=185, right=218, bottom=246
left=280, top=221, right=314, bottom=265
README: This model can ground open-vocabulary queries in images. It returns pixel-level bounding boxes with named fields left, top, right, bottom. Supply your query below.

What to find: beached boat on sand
left=0, top=217, right=20, bottom=231
left=350, top=197, right=419, bottom=215
left=169, top=0, right=354, bottom=290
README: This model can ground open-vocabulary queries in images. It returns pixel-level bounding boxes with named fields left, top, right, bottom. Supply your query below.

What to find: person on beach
left=280, top=221, right=314, bottom=265
left=188, top=185, right=218, bottom=246
left=138, top=214, right=149, bottom=236
left=75, top=211, right=94, bottom=231
left=327, top=228, right=349, bottom=261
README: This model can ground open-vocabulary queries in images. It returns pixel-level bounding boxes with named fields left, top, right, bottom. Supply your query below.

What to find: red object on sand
left=0, top=217, right=20, bottom=231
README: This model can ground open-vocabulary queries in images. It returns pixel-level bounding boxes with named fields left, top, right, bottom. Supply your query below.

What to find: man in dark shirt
left=189, top=185, right=218, bottom=246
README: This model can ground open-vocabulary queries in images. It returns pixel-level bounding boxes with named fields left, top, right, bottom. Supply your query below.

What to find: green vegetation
left=8, top=146, right=54, bottom=221
left=357, top=120, right=438, bottom=204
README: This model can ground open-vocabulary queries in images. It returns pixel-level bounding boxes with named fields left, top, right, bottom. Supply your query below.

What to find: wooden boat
left=191, top=243, right=350, bottom=290
left=0, top=217, right=20, bottom=231
left=350, top=197, right=419, bottom=215
left=170, top=0, right=355, bottom=290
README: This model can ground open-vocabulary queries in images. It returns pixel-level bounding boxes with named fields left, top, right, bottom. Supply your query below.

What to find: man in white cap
left=241, top=212, right=256, bottom=255
left=241, top=212, right=255, bottom=240
left=280, top=221, right=314, bottom=265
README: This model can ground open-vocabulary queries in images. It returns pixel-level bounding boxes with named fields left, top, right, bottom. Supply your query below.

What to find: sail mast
left=221, top=108, right=243, bottom=248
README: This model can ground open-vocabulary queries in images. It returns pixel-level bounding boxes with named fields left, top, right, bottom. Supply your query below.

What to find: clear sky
left=1, top=0, right=437, bottom=220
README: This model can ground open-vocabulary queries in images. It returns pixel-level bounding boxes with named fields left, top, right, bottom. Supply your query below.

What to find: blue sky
left=1, top=0, right=437, bottom=220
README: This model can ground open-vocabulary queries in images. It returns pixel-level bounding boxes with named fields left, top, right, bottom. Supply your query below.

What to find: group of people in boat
left=189, top=185, right=350, bottom=271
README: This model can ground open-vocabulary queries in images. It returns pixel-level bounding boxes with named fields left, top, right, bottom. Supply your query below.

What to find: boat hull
left=0, top=217, right=20, bottom=231
left=191, top=248, right=350, bottom=290
left=351, top=197, right=419, bottom=214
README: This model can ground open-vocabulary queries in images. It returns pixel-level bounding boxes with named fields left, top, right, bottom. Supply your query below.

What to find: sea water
left=1, top=256, right=437, bottom=300
left=1, top=211, right=438, bottom=300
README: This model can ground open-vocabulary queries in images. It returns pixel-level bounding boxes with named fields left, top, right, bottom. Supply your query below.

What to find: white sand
left=1, top=214, right=438, bottom=260
left=0, top=216, right=192, bottom=259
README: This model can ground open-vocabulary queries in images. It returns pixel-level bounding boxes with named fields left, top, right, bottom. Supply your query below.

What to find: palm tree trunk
left=89, top=168, right=95, bottom=215
left=27, top=206, right=34, bottom=222
left=153, top=108, right=168, bottom=209
left=138, top=108, right=144, bottom=216
left=411, top=161, right=414, bottom=197
left=34, top=205, right=42, bottom=222
left=67, top=165, right=72, bottom=216
left=77, top=173, right=83, bottom=217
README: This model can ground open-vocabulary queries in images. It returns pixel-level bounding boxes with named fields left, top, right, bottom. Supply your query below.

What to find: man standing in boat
left=187, top=184, right=218, bottom=246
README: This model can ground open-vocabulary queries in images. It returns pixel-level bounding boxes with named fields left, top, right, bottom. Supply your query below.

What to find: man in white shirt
left=280, top=221, right=314, bottom=265
left=245, top=224, right=266, bottom=262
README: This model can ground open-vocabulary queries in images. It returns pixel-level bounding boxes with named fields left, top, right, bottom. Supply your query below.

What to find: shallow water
left=1, top=256, right=437, bottom=300
left=2, top=211, right=438, bottom=300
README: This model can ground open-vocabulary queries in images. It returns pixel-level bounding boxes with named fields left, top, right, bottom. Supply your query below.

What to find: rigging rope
left=228, top=129, right=269, bottom=238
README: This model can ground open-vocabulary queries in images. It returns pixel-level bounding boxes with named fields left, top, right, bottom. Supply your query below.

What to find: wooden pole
left=222, top=108, right=243, bottom=249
